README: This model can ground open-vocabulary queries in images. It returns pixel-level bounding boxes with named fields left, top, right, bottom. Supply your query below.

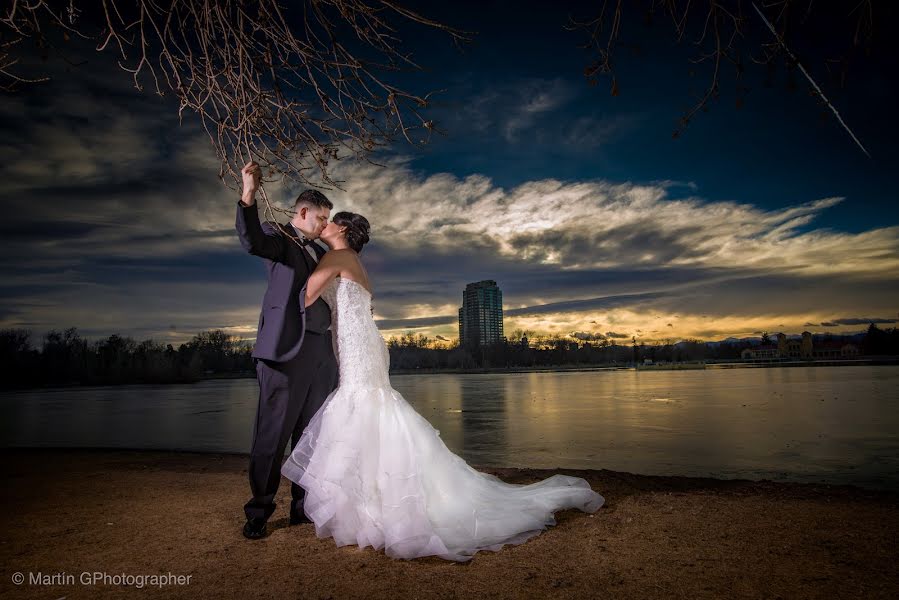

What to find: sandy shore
left=1, top=449, right=896, bottom=599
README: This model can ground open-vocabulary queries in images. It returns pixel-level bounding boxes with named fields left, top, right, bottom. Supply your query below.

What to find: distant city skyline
left=21, top=314, right=898, bottom=352
left=402, top=290, right=895, bottom=347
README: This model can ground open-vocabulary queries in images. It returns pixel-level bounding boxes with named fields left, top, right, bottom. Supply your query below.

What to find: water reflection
left=1, top=366, right=897, bottom=490
left=0, top=380, right=260, bottom=453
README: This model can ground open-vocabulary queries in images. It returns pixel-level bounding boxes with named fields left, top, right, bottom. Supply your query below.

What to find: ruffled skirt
left=281, top=384, right=604, bottom=562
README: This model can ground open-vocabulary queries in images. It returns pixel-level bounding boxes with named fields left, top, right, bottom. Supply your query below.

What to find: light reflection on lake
left=1, top=366, right=896, bottom=490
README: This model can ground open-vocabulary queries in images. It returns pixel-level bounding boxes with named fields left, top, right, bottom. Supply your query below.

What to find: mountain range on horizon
left=702, top=330, right=874, bottom=347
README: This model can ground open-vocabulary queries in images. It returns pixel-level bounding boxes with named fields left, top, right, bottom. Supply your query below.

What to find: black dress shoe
left=242, top=517, right=267, bottom=539
left=289, top=510, right=312, bottom=525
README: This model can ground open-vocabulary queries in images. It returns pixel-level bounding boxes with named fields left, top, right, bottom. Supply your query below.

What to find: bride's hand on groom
left=240, top=161, right=261, bottom=206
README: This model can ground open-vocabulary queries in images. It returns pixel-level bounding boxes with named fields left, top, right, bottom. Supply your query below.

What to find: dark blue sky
left=0, top=0, right=896, bottom=346
left=389, top=0, right=898, bottom=232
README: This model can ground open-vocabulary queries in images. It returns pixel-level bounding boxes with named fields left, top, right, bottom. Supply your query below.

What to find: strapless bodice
left=320, top=276, right=389, bottom=388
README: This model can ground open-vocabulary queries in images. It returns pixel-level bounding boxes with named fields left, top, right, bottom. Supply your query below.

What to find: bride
left=281, top=211, right=604, bottom=562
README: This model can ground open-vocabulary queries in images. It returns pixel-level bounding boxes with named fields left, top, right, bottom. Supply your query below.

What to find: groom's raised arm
left=234, top=161, right=286, bottom=262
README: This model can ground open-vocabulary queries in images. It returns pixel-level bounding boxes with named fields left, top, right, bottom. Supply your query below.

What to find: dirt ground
left=1, top=449, right=896, bottom=599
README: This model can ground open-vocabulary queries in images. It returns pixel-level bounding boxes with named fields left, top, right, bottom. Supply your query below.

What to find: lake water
left=1, top=366, right=897, bottom=490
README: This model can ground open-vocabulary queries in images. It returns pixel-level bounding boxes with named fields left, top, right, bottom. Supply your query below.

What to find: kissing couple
left=234, top=160, right=604, bottom=561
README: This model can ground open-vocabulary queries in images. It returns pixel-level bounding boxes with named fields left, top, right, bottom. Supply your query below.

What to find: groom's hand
left=240, top=161, right=261, bottom=206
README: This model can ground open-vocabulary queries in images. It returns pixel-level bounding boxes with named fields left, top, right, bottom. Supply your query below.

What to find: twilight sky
left=1, top=0, right=897, bottom=347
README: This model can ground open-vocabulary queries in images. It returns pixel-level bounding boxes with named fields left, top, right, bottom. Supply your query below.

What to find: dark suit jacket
left=235, top=200, right=331, bottom=362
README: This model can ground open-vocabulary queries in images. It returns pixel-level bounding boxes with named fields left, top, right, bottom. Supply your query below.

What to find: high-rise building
left=458, top=280, right=504, bottom=347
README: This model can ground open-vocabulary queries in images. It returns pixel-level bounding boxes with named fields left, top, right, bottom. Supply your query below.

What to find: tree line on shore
left=386, top=324, right=898, bottom=371
left=0, top=328, right=254, bottom=390
left=1, top=324, right=896, bottom=390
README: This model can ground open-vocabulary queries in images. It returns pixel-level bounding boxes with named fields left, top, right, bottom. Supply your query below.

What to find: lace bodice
left=320, top=276, right=390, bottom=388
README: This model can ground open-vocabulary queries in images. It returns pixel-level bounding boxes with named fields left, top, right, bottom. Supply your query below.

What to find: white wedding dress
left=281, top=276, right=604, bottom=562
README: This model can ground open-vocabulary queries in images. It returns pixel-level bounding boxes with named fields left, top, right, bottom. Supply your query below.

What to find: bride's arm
left=304, top=252, right=341, bottom=306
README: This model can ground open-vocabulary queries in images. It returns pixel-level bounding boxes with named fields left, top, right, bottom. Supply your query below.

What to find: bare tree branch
left=568, top=0, right=876, bottom=149
left=0, top=0, right=471, bottom=221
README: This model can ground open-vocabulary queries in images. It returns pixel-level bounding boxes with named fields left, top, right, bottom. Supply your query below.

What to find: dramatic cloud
left=571, top=331, right=608, bottom=341
left=832, top=317, right=897, bottom=325
left=1, top=59, right=896, bottom=346
left=311, top=159, right=898, bottom=340
left=317, top=158, right=899, bottom=278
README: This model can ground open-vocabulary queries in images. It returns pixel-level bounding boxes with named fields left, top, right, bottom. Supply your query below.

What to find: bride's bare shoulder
left=324, top=250, right=370, bottom=290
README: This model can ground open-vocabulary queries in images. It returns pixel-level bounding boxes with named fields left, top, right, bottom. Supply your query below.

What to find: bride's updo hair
left=332, top=211, right=371, bottom=253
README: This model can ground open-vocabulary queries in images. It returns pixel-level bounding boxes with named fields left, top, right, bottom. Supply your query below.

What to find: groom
left=235, top=161, right=339, bottom=539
